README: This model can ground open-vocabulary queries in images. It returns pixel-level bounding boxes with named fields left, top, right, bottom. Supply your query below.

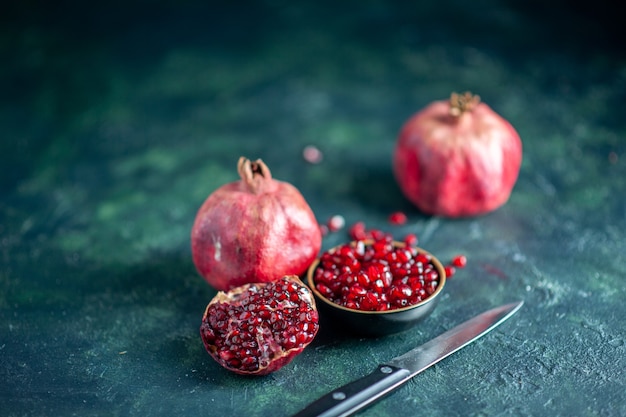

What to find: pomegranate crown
left=449, top=91, right=481, bottom=117
left=237, top=156, right=275, bottom=194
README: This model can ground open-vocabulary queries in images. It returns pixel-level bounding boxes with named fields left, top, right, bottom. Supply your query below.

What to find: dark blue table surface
left=1, top=1, right=624, bottom=416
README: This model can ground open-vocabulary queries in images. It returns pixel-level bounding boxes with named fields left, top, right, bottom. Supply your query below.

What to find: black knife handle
left=291, top=364, right=411, bottom=417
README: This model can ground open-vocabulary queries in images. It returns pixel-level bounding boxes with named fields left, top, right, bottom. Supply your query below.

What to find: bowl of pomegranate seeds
left=306, top=236, right=446, bottom=336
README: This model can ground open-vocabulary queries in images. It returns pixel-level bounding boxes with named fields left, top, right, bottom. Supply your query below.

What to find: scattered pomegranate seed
left=451, top=255, right=467, bottom=268
left=302, top=145, right=323, bottom=164
left=388, top=211, right=407, bottom=225
left=319, top=224, right=329, bottom=237
left=403, top=233, right=418, bottom=247
left=313, top=237, right=442, bottom=311
left=444, top=265, right=456, bottom=278
left=327, top=215, right=345, bottom=232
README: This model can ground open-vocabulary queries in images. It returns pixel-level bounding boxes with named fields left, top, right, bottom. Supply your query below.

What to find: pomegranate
left=200, top=275, right=319, bottom=375
left=191, top=157, right=322, bottom=291
left=393, top=92, right=522, bottom=217
left=311, top=236, right=444, bottom=311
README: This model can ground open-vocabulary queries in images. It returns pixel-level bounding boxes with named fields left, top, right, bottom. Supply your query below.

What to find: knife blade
left=291, top=300, right=523, bottom=417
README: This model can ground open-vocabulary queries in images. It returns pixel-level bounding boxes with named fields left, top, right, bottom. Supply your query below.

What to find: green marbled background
left=1, top=1, right=624, bottom=416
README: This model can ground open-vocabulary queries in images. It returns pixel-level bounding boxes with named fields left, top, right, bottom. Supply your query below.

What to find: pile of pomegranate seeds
left=313, top=235, right=442, bottom=312
left=200, top=277, right=319, bottom=374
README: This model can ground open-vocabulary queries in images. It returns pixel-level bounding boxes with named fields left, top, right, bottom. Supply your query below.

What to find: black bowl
left=307, top=241, right=446, bottom=337
left=306, top=240, right=446, bottom=337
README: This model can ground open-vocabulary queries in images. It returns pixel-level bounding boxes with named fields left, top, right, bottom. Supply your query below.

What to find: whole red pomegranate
left=393, top=92, right=522, bottom=217
left=191, top=157, right=322, bottom=291
left=200, top=275, right=319, bottom=375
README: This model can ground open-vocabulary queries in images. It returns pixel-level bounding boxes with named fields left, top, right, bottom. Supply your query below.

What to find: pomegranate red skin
left=393, top=93, right=522, bottom=217
left=191, top=157, right=322, bottom=291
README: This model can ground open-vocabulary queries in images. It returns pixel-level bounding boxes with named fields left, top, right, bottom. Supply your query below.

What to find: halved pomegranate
left=200, top=276, right=319, bottom=375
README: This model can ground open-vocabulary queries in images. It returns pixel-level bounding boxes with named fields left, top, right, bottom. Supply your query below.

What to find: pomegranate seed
left=349, top=284, right=367, bottom=297
left=451, top=255, right=467, bottom=268
left=369, top=229, right=389, bottom=240
left=372, top=239, right=391, bottom=254
left=444, top=265, right=456, bottom=278
left=372, top=279, right=386, bottom=293
left=425, top=281, right=438, bottom=295
left=303, top=145, right=323, bottom=164
left=376, top=302, right=390, bottom=311
left=403, top=233, right=418, bottom=247
left=366, top=264, right=381, bottom=280
left=361, top=292, right=379, bottom=311
left=415, top=253, right=430, bottom=265
left=388, top=211, right=407, bottom=225
left=389, top=284, right=412, bottom=302
left=327, top=215, right=345, bottom=232
left=356, top=272, right=370, bottom=287
left=396, top=248, right=412, bottom=263
left=348, top=222, right=367, bottom=240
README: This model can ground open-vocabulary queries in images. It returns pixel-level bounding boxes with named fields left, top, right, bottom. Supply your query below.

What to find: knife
left=291, top=301, right=523, bottom=417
